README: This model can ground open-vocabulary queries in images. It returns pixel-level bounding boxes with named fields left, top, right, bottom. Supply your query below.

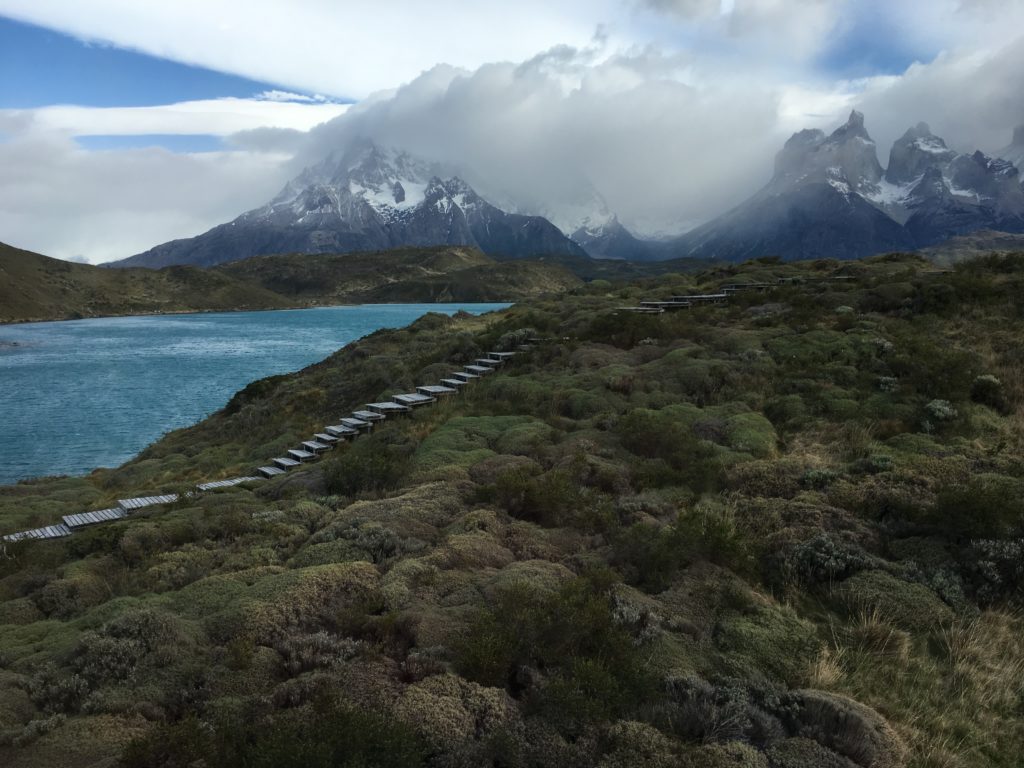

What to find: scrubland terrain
left=2, top=252, right=1024, bottom=767
left=0, top=242, right=579, bottom=324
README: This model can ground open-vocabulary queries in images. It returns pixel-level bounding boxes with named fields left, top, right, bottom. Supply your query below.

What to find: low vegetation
left=0, top=242, right=580, bottom=323
left=2, top=251, right=1024, bottom=766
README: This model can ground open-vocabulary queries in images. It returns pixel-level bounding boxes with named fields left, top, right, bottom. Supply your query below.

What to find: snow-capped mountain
left=512, top=182, right=658, bottom=261
left=670, top=112, right=1024, bottom=262
left=112, top=142, right=586, bottom=268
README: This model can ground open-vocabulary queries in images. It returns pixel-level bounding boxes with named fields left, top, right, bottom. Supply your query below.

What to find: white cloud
left=1, top=98, right=350, bottom=137
left=2, top=0, right=1023, bottom=263
left=0, top=130, right=295, bottom=263
left=0, top=0, right=626, bottom=99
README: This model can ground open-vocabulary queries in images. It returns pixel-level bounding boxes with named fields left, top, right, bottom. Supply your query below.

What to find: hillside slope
left=0, top=243, right=581, bottom=324
left=215, top=246, right=582, bottom=303
left=4, top=253, right=1024, bottom=766
left=0, top=242, right=293, bottom=323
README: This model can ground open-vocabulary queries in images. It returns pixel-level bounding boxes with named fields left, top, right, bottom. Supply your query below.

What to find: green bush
left=122, top=701, right=428, bottom=768
left=323, top=428, right=416, bottom=496
left=455, top=570, right=655, bottom=736
left=832, top=570, right=953, bottom=631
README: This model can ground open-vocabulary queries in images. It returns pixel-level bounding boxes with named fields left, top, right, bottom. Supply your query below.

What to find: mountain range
left=112, top=143, right=586, bottom=269
left=670, top=112, right=1024, bottom=262
left=111, top=117, right=1024, bottom=268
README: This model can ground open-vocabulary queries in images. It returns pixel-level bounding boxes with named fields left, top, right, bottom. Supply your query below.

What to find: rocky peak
left=829, top=110, right=872, bottom=143
left=772, top=111, right=882, bottom=194
left=885, top=122, right=957, bottom=184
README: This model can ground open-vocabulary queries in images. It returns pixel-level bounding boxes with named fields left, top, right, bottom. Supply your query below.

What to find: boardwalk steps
left=3, top=339, right=539, bottom=544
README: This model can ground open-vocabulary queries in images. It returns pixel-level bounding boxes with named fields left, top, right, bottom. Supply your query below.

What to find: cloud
left=639, top=0, right=722, bottom=19
left=0, top=129, right=294, bottom=262
left=2, top=0, right=1023, bottom=262
left=0, top=0, right=624, bottom=99
left=0, top=98, right=350, bottom=137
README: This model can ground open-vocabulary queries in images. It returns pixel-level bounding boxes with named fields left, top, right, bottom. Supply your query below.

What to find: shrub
left=455, top=570, right=655, bottom=735
left=966, top=538, right=1024, bottom=604
left=832, top=570, right=953, bottom=631
left=930, top=475, right=1024, bottom=539
left=778, top=534, right=873, bottom=588
left=924, top=399, right=957, bottom=422
left=25, top=665, right=89, bottom=714
left=970, top=374, right=1007, bottom=412
left=122, top=702, right=428, bottom=768
left=617, top=409, right=723, bottom=493
left=323, top=429, right=416, bottom=496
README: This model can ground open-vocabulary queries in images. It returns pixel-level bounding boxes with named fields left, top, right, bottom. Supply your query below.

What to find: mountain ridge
left=666, top=113, right=1024, bottom=262
left=0, top=242, right=581, bottom=324
left=111, top=143, right=588, bottom=269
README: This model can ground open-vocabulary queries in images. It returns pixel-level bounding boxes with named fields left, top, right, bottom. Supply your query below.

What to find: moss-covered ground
left=2, top=252, right=1024, bottom=767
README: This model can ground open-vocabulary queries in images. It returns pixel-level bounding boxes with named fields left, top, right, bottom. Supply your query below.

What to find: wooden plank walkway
left=393, top=393, right=435, bottom=407
left=118, top=494, right=179, bottom=511
left=351, top=410, right=385, bottom=422
left=301, top=440, right=331, bottom=453
left=63, top=508, right=126, bottom=529
left=367, top=401, right=411, bottom=414
left=339, top=417, right=372, bottom=431
left=417, top=385, right=457, bottom=396
left=2, top=340, right=539, bottom=545
left=3, top=523, right=72, bottom=542
left=196, top=477, right=259, bottom=491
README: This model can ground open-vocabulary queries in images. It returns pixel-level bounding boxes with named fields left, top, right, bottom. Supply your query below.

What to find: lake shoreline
left=0, top=299, right=513, bottom=328
left=0, top=302, right=511, bottom=484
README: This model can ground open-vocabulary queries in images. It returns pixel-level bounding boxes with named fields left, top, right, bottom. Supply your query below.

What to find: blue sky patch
left=75, top=134, right=226, bottom=153
left=0, top=16, right=329, bottom=108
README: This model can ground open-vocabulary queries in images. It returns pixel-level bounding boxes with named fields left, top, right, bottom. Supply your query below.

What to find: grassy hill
left=215, top=246, right=582, bottom=303
left=0, top=242, right=294, bottom=324
left=0, top=243, right=581, bottom=324
left=3, top=252, right=1024, bottom=766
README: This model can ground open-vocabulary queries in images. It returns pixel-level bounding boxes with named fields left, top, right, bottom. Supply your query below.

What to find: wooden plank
left=393, top=393, right=435, bottom=407
left=4, top=523, right=72, bottom=542
left=287, top=449, right=316, bottom=462
left=301, top=441, right=331, bottom=453
left=351, top=410, right=385, bottom=422
left=417, top=385, right=457, bottom=396
left=440, top=378, right=466, bottom=388
left=367, top=401, right=411, bottom=414
left=464, top=365, right=492, bottom=375
left=258, top=466, right=286, bottom=478
left=273, top=457, right=301, bottom=469
left=197, top=477, right=259, bottom=491
left=118, top=494, right=179, bottom=511
left=339, top=417, right=372, bottom=430
left=325, top=425, right=358, bottom=438
left=63, top=507, right=126, bottom=529
left=314, top=433, right=340, bottom=444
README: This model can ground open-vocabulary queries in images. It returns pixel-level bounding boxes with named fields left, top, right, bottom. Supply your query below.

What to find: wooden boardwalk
left=196, top=477, right=259, bottom=492
left=3, top=339, right=540, bottom=544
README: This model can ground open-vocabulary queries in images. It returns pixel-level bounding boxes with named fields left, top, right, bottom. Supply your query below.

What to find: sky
left=0, top=1, right=1022, bottom=262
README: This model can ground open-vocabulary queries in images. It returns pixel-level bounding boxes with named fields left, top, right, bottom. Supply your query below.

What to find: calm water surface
left=0, top=304, right=509, bottom=484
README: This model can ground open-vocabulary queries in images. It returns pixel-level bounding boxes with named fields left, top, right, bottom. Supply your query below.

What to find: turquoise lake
left=0, top=304, right=509, bottom=485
